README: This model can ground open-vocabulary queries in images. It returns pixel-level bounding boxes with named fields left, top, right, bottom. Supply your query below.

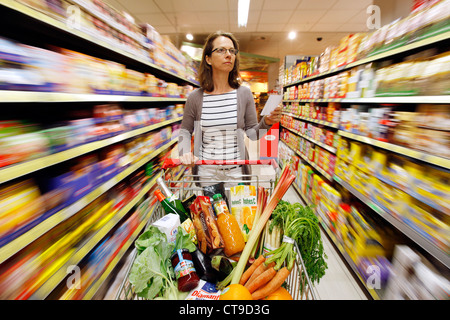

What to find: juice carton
left=229, top=185, right=257, bottom=241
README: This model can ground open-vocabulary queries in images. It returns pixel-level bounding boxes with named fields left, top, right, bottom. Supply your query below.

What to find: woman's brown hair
left=198, top=31, right=241, bottom=92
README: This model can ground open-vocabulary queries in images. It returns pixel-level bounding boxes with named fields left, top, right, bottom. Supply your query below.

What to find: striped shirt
left=200, top=90, right=240, bottom=160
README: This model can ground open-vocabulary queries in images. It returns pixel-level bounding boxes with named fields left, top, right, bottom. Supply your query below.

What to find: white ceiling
left=105, top=0, right=375, bottom=64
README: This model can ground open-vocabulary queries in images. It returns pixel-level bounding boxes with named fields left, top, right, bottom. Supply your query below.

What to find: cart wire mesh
left=116, top=169, right=317, bottom=300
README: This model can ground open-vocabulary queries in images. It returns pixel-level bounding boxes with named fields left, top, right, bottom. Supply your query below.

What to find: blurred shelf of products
left=0, top=0, right=195, bottom=300
left=279, top=0, right=449, bottom=300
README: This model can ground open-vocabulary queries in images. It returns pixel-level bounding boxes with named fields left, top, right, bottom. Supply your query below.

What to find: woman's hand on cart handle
left=180, top=152, right=199, bottom=167
left=162, top=158, right=278, bottom=170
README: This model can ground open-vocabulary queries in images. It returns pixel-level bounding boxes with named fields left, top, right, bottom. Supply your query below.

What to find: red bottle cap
left=154, top=189, right=166, bottom=202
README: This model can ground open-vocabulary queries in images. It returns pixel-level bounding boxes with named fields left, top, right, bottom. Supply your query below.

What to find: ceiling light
left=238, top=0, right=250, bottom=27
left=288, top=31, right=296, bottom=40
left=186, top=33, right=193, bottom=41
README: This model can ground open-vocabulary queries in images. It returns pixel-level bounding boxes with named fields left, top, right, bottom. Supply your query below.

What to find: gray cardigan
left=178, top=86, right=271, bottom=177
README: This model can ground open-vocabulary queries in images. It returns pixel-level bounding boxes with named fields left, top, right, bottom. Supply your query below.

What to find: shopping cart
left=116, top=159, right=317, bottom=300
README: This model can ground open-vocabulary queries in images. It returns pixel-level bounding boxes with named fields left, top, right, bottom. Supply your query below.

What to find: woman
left=178, top=31, right=281, bottom=186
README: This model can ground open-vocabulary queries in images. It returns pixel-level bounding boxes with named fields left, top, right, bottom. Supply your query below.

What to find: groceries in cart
left=127, top=165, right=325, bottom=300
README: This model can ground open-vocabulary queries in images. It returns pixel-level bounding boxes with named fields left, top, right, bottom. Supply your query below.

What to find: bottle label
left=167, top=194, right=178, bottom=203
left=174, top=249, right=195, bottom=279
left=213, top=200, right=230, bottom=216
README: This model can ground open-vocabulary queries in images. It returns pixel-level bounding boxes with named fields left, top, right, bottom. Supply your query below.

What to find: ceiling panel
left=309, top=23, right=345, bottom=32
left=172, top=12, right=202, bottom=25
left=227, top=0, right=265, bottom=12
left=256, top=24, right=287, bottom=32
left=154, top=25, right=178, bottom=34
left=187, top=0, right=229, bottom=12
left=135, top=13, right=173, bottom=26
left=228, top=10, right=261, bottom=32
left=119, top=0, right=161, bottom=14
left=288, top=9, right=327, bottom=25
left=333, top=0, right=373, bottom=9
left=347, top=9, right=372, bottom=25
left=262, top=0, right=301, bottom=11
left=104, top=0, right=377, bottom=73
left=230, top=23, right=258, bottom=33
left=338, top=23, right=369, bottom=32
left=316, top=9, right=361, bottom=24
left=196, top=11, right=230, bottom=25
left=297, top=0, right=339, bottom=10
left=258, top=10, right=294, bottom=24
left=152, top=0, right=176, bottom=13
left=178, top=25, right=206, bottom=34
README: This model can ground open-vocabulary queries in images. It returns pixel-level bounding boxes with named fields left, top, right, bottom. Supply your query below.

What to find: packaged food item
left=229, top=185, right=257, bottom=241
left=213, top=194, right=245, bottom=257
left=181, top=217, right=197, bottom=245
left=151, top=213, right=180, bottom=244
left=170, top=249, right=200, bottom=292
left=346, top=33, right=364, bottom=64
left=415, top=104, right=450, bottom=131
left=0, top=179, right=46, bottom=239
left=185, top=280, right=221, bottom=300
left=190, top=196, right=224, bottom=254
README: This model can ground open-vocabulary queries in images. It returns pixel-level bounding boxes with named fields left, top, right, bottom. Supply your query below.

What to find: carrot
left=246, top=267, right=277, bottom=293
left=251, top=267, right=291, bottom=300
left=244, top=261, right=275, bottom=288
left=239, top=255, right=265, bottom=285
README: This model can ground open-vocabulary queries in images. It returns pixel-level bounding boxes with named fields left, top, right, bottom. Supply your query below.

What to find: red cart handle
left=162, top=158, right=278, bottom=170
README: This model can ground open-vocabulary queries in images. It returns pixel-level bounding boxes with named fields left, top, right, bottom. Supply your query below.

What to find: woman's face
left=206, top=36, right=236, bottom=74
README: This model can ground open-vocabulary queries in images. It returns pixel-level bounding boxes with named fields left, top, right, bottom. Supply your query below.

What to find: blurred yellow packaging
left=407, top=162, right=450, bottom=213
left=229, top=185, right=257, bottom=242
left=342, top=206, right=386, bottom=263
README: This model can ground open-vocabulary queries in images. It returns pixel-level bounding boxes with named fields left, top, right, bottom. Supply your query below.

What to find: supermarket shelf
left=348, top=30, right=450, bottom=68
left=85, top=170, right=189, bottom=299
left=376, top=173, right=449, bottom=216
left=30, top=172, right=161, bottom=299
left=291, top=182, right=381, bottom=300
left=283, top=96, right=450, bottom=104
left=82, top=206, right=156, bottom=300
left=70, top=0, right=145, bottom=46
left=334, top=175, right=450, bottom=269
left=0, top=0, right=198, bottom=87
left=292, top=182, right=307, bottom=206
left=282, top=112, right=339, bottom=129
left=338, top=130, right=450, bottom=170
left=280, top=138, right=333, bottom=182
left=0, top=90, right=187, bottom=103
left=0, top=139, right=176, bottom=264
left=283, top=31, right=450, bottom=88
left=0, top=117, right=182, bottom=184
left=281, top=124, right=337, bottom=154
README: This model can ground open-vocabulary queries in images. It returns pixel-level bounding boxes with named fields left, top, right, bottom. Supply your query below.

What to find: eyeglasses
left=211, top=47, right=239, bottom=55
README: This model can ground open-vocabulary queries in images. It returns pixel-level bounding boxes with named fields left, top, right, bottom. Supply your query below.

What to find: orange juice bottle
left=212, top=194, right=245, bottom=257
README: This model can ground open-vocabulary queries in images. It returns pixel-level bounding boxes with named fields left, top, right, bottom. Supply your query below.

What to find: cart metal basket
left=116, top=160, right=317, bottom=300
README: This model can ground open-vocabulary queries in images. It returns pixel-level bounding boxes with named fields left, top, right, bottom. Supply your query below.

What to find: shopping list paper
left=260, top=94, right=282, bottom=116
